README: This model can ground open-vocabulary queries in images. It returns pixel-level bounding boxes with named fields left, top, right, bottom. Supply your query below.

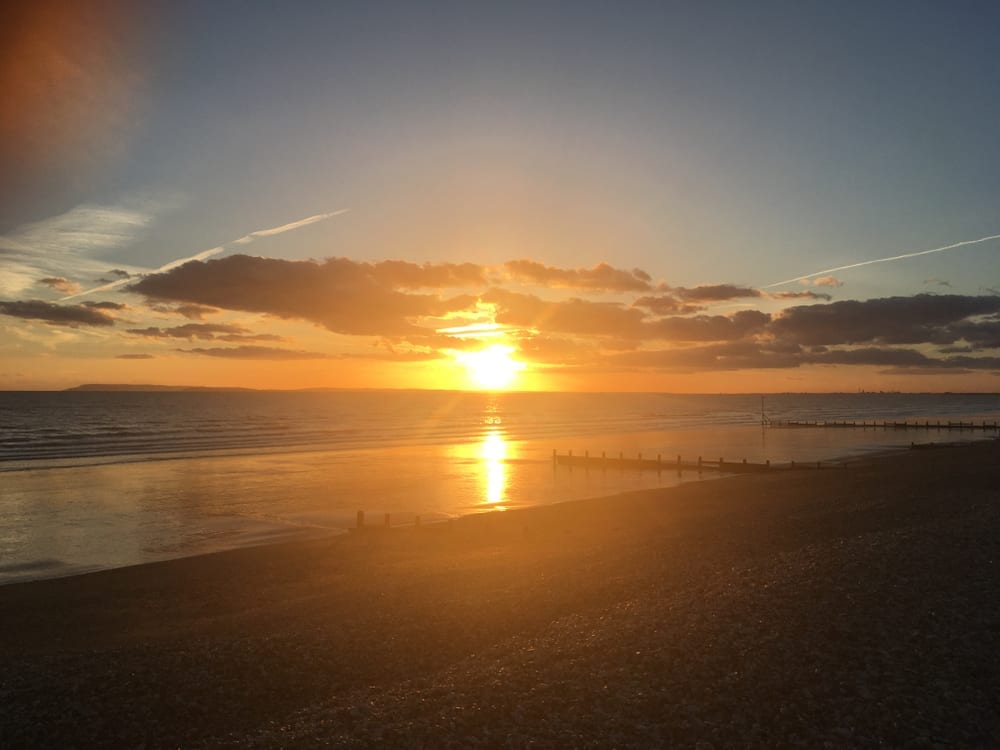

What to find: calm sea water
left=2, top=390, right=998, bottom=583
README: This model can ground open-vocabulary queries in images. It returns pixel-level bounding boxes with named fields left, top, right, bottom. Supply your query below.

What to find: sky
left=2, top=0, right=1000, bottom=392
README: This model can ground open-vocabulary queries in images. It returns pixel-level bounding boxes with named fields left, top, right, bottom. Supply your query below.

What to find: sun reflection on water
left=480, top=430, right=507, bottom=508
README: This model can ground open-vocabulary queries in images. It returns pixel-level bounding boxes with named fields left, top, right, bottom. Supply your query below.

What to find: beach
left=1, top=440, right=998, bottom=748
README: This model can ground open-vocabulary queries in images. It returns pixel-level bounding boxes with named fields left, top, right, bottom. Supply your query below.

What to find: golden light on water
left=456, top=345, right=525, bottom=390
left=480, top=430, right=508, bottom=507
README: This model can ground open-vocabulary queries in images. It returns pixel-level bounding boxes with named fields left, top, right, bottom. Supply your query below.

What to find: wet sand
left=1, top=440, right=998, bottom=748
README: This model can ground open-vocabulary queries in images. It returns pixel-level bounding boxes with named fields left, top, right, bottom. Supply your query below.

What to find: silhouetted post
left=791, top=460, right=796, bottom=468
left=719, top=456, right=723, bottom=470
left=657, top=454, right=662, bottom=474
left=602, top=451, right=607, bottom=471
left=697, top=456, right=702, bottom=474
left=415, top=515, right=421, bottom=527
left=766, top=459, right=770, bottom=469
left=584, top=450, right=589, bottom=473
left=816, top=460, right=821, bottom=470
left=552, top=449, right=557, bottom=464
left=356, top=510, right=364, bottom=529
left=384, top=513, right=391, bottom=528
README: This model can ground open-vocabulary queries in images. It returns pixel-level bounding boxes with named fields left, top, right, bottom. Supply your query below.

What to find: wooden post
left=657, top=454, right=662, bottom=473
left=384, top=513, right=391, bottom=528
left=602, top=451, right=607, bottom=471
left=791, top=460, right=795, bottom=468
left=816, top=460, right=821, bottom=470
left=415, top=515, right=421, bottom=527
left=356, top=510, right=364, bottom=529
left=697, top=456, right=702, bottom=474
left=766, top=459, right=770, bottom=469
left=719, top=456, right=723, bottom=469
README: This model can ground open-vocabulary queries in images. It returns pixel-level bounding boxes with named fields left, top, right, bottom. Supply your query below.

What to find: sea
left=2, top=390, right=998, bottom=584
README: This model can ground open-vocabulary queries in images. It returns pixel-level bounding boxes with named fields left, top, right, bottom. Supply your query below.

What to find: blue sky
left=2, top=1, right=1000, bottom=390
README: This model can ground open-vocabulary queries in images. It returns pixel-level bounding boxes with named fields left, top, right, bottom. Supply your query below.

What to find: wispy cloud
left=766, top=232, right=1000, bottom=288
left=63, top=209, right=349, bottom=300
left=0, top=199, right=161, bottom=297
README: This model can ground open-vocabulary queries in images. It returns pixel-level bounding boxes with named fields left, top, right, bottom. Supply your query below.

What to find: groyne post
left=384, top=513, right=391, bottom=529
left=356, top=510, right=364, bottom=529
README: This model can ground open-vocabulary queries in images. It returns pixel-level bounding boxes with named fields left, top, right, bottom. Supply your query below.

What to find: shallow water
left=1, top=391, right=998, bottom=583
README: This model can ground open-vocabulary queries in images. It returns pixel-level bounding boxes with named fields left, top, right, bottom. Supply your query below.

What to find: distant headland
left=65, top=384, right=257, bottom=392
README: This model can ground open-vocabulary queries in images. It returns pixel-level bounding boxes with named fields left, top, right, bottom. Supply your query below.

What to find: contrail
left=61, top=209, right=349, bottom=300
left=765, top=232, right=1000, bottom=288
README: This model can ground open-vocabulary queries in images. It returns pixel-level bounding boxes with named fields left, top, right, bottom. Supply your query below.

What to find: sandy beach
left=1, top=440, right=998, bottom=748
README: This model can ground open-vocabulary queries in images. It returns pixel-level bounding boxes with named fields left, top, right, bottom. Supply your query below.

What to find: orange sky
left=3, top=3, right=1000, bottom=392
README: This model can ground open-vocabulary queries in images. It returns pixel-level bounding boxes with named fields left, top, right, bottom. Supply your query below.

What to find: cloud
left=178, top=346, right=329, bottom=360
left=370, top=260, right=488, bottom=289
left=674, top=284, right=761, bottom=302
left=147, top=303, right=220, bottom=320
left=646, top=310, right=770, bottom=342
left=0, top=198, right=160, bottom=297
left=115, top=353, right=154, bottom=360
left=767, top=232, right=1000, bottom=288
left=632, top=294, right=704, bottom=315
left=0, top=299, right=116, bottom=326
left=607, top=341, right=804, bottom=372
left=483, top=288, right=648, bottom=337
left=126, top=323, right=260, bottom=341
left=38, top=277, right=81, bottom=294
left=769, top=290, right=832, bottom=301
left=131, top=255, right=478, bottom=336
left=811, top=276, right=843, bottom=288
left=64, top=209, right=349, bottom=300
left=502, top=260, right=653, bottom=292
left=769, top=294, right=1000, bottom=346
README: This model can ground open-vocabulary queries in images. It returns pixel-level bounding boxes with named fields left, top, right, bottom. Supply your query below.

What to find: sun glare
left=458, top=345, right=525, bottom=390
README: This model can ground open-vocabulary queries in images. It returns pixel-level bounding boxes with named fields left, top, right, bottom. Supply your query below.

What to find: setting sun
left=457, top=345, right=525, bottom=390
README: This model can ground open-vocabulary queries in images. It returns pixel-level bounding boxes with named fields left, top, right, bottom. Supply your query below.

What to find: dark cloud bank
left=3, top=255, right=999, bottom=374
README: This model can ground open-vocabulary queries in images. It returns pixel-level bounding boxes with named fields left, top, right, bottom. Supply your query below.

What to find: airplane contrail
left=61, top=209, right=349, bottom=300
left=765, top=232, right=1000, bottom=288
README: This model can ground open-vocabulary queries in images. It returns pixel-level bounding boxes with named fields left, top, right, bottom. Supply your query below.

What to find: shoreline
left=2, top=440, right=998, bottom=747
left=6, top=426, right=996, bottom=589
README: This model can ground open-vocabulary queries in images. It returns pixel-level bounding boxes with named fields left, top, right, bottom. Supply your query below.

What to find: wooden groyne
left=552, top=450, right=838, bottom=474
left=767, top=419, right=1000, bottom=431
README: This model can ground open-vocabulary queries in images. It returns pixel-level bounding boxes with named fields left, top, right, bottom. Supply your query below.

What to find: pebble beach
left=1, top=440, right=998, bottom=748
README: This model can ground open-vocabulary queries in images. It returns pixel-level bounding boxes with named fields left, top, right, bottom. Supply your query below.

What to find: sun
left=457, top=344, right=525, bottom=390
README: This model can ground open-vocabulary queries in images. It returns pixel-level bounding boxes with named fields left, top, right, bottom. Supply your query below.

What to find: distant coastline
left=65, top=384, right=258, bottom=392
